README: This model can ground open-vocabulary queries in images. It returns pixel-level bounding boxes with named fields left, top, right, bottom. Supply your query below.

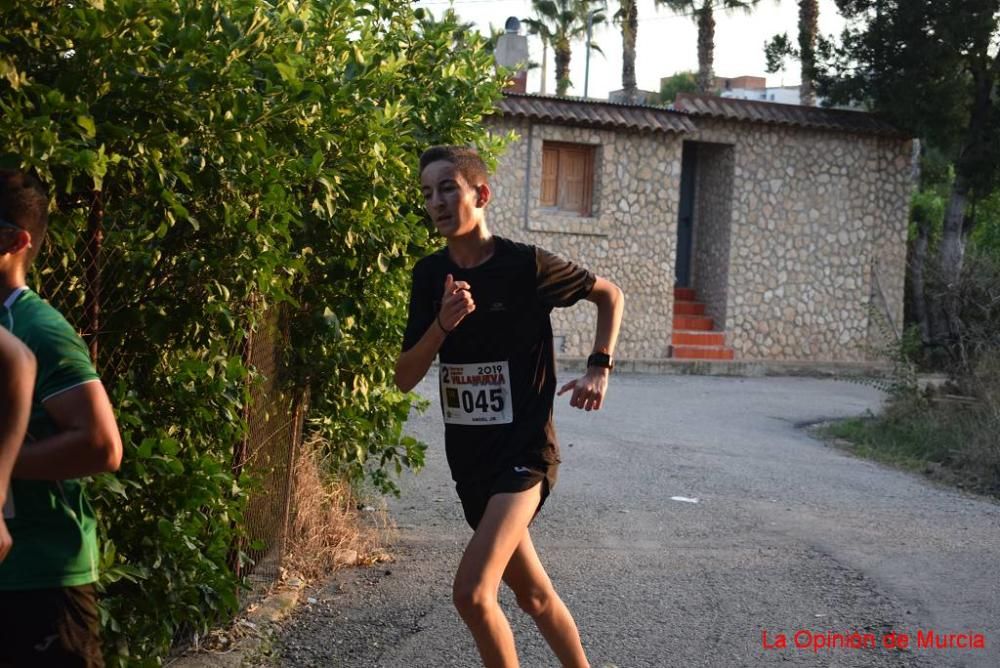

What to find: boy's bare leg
left=453, top=485, right=542, bottom=668
left=502, top=531, right=589, bottom=667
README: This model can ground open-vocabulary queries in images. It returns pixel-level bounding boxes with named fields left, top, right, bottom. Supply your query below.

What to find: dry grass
left=167, top=439, right=396, bottom=664
left=283, top=435, right=395, bottom=583
left=962, top=353, right=1000, bottom=494
left=822, top=348, right=1000, bottom=499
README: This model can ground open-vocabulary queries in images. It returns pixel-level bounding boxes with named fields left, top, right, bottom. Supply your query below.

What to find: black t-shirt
left=402, top=237, right=596, bottom=484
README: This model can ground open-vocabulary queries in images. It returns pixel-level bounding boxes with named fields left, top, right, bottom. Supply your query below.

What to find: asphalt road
left=272, top=373, right=1000, bottom=667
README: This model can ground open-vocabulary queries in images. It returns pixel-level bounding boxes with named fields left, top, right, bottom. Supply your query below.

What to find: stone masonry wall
left=686, top=118, right=914, bottom=361
left=484, top=114, right=913, bottom=362
left=486, top=118, right=683, bottom=359
left=691, top=142, right=735, bottom=328
left=866, top=137, right=916, bottom=355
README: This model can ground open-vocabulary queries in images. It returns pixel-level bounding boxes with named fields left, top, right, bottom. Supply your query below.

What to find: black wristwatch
left=586, top=352, right=614, bottom=371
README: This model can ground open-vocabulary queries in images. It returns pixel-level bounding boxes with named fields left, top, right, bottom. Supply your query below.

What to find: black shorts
left=0, top=583, right=104, bottom=667
left=455, top=463, right=558, bottom=529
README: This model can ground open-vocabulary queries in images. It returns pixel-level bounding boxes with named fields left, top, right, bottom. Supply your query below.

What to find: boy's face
left=420, top=160, right=487, bottom=239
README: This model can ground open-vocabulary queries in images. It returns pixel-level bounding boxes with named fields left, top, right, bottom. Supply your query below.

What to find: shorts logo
left=490, top=301, right=506, bottom=312
left=513, top=466, right=533, bottom=475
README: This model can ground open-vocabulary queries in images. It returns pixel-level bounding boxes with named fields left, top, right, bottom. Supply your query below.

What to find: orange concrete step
left=673, top=315, right=714, bottom=331
left=673, top=345, right=735, bottom=360
left=672, top=330, right=726, bottom=346
left=673, top=301, right=706, bottom=316
left=674, top=287, right=696, bottom=301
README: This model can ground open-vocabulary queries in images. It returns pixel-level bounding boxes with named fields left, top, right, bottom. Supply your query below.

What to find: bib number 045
left=458, top=388, right=505, bottom=413
left=439, top=361, right=513, bottom=425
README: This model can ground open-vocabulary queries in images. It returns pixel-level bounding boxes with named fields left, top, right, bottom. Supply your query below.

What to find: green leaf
left=274, top=62, right=297, bottom=83
left=76, top=115, right=97, bottom=138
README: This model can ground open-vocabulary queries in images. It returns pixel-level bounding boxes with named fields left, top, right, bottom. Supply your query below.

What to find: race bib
left=2, top=493, right=13, bottom=519
left=440, top=361, right=514, bottom=426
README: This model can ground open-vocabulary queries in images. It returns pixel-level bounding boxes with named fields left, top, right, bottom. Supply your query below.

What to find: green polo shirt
left=0, top=287, right=102, bottom=590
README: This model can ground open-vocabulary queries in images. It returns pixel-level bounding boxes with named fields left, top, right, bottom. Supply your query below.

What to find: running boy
left=0, top=169, right=123, bottom=666
left=395, top=146, right=624, bottom=667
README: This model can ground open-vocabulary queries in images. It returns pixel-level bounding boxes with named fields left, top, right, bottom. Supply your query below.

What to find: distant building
left=715, top=75, right=766, bottom=94
left=494, top=17, right=529, bottom=94
left=608, top=88, right=660, bottom=105
left=714, top=75, right=818, bottom=107
left=484, top=92, right=913, bottom=364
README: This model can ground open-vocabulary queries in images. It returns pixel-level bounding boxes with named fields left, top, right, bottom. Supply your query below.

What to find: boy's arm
left=394, top=319, right=449, bottom=392
left=557, top=276, right=624, bottom=411
left=13, top=381, right=123, bottom=480
left=394, top=273, right=475, bottom=392
left=0, top=327, right=35, bottom=503
left=0, top=328, right=35, bottom=564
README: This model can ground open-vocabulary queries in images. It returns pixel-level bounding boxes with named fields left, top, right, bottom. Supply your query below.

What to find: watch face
left=588, top=353, right=613, bottom=369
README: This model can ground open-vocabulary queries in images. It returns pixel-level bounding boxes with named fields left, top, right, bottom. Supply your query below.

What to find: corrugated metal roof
left=673, top=93, right=905, bottom=137
left=495, top=93, right=696, bottom=134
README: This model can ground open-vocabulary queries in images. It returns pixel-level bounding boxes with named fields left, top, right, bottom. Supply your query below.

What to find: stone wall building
left=484, top=92, right=914, bottom=364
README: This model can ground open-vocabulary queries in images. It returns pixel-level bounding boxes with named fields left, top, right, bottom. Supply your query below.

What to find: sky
left=412, top=0, right=850, bottom=99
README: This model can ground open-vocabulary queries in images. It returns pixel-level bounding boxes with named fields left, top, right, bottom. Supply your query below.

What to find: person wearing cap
left=396, top=146, right=624, bottom=667
left=0, top=169, right=123, bottom=666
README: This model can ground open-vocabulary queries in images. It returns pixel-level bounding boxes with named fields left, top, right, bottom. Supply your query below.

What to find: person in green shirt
left=0, top=170, right=123, bottom=667
left=0, top=326, right=35, bottom=566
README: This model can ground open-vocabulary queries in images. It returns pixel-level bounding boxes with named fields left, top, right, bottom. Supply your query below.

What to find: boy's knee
left=453, top=581, right=493, bottom=621
left=515, top=586, right=553, bottom=619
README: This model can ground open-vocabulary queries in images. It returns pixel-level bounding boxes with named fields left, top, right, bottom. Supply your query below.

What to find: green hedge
left=1, top=1, right=509, bottom=663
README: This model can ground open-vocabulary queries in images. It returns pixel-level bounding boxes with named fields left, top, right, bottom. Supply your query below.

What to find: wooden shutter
left=559, top=147, right=588, bottom=214
left=540, top=147, right=558, bottom=207
left=540, top=142, right=595, bottom=215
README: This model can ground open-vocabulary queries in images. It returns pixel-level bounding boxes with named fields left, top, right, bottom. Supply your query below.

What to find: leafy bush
left=1, top=0, right=510, bottom=662
left=824, top=368, right=1000, bottom=498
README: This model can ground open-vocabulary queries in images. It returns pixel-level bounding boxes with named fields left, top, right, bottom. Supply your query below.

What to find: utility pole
left=584, top=11, right=595, bottom=98
left=541, top=40, right=548, bottom=95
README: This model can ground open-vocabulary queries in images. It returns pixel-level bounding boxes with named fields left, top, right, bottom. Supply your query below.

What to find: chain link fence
left=32, top=203, right=306, bottom=604
left=229, top=306, right=308, bottom=598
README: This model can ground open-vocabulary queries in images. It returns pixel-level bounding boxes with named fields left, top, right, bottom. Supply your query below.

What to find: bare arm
left=0, top=328, right=34, bottom=503
left=13, top=381, right=123, bottom=480
left=0, top=328, right=35, bottom=564
left=394, top=317, right=449, bottom=392
left=557, top=276, right=625, bottom=411
left=394, top=274, right=475, bottom=392
left=585, top=276, right=624, bottom=359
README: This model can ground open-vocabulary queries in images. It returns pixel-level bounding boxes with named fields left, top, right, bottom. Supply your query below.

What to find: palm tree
left=524, top=0, right=607, bottom=96
left=763, top=0, right=819, bottom=105
left=797, top=0, right=819, bottom=106
left=662, top=0, right=763, bottom=94
left=616, top=0, right=640, bottom=102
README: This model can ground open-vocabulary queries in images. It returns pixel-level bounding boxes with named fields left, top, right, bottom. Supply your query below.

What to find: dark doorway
left=676, top=143, right=697, bottom=286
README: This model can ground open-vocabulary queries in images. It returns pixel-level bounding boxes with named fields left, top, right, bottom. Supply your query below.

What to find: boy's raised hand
left=557, top=368, right=609, bottom=412
left=439, top=274, right=475, bottom=332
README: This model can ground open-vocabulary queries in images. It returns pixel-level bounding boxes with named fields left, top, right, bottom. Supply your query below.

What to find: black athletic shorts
left=0, top=583, right=104, bottom=667
left=455, top=462, right=558, bottom=530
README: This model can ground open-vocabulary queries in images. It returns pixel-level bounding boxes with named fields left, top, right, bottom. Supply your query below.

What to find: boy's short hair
left=419, top=146, right=489, bottom=187
left=0, top=169, right=49, bottom=265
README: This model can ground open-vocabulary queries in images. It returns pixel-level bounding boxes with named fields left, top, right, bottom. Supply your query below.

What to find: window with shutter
left=541, top=147, right=558, bottom=207
left=539, top=142, right=595, bottom=216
